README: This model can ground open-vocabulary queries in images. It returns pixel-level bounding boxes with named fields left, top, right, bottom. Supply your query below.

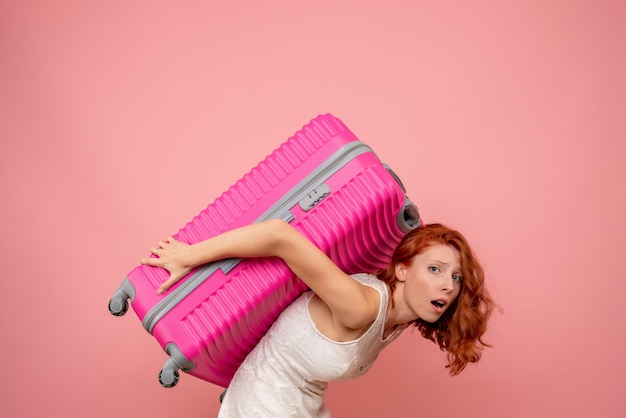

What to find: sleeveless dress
left=217, top=273, right=404, bottom=417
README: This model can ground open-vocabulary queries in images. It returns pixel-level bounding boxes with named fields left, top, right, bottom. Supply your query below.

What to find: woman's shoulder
left=349, top=273, right=391, bottom=316
left=350, top=273, right=388, bottom=294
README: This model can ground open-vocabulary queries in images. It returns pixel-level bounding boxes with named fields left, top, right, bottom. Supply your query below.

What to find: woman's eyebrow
left=429, top=259, right=460, bottom=269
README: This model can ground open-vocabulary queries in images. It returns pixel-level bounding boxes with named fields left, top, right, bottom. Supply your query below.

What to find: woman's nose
left=441, top=275, right=455, bottom=292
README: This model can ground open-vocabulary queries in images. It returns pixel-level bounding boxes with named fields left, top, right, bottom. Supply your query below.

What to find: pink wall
left=1, top=1, right=624, bottom=417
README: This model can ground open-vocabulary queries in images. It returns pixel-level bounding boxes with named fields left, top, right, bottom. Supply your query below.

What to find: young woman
left=141, top=219, right=495, bottom=417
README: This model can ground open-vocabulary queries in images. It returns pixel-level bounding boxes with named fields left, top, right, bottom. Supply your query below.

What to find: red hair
left=376, top=223, right=496, bottom=375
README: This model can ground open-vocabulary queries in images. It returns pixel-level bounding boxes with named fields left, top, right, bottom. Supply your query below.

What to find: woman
left=141, top=219, right=495, bottom=417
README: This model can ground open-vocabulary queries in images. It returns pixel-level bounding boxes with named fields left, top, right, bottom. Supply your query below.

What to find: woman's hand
left=141, top=236, right=193, bottom=295
left=138, top=220, right=378, bottom=333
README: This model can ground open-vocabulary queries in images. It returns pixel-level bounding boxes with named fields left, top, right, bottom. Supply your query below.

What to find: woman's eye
left=452, top=274, right=462, bottom=282
left=428, top=266, right=439, bottom=273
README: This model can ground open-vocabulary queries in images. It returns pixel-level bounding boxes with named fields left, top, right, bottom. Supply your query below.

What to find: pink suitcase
left=108, top=114, right=420, bottom=388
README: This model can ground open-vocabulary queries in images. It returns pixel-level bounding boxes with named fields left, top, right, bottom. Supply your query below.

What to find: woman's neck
left=385, top=282, right=416, bottom=328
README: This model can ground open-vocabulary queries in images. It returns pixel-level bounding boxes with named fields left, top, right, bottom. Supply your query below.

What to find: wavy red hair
left=376, top=223, right=496, bottom=375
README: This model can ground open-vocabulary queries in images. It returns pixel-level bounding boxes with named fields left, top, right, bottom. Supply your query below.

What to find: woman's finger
left=157, top=273, right=183, bottom=295
left=141, top=256, right=161, bottom=266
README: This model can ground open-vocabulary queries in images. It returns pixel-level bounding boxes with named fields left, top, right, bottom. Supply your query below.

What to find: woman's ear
left=395, top=263, right=406, bottom=282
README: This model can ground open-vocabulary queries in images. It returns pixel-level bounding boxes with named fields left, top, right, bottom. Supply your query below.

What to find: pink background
left=1, top=1, right=624, bottom=417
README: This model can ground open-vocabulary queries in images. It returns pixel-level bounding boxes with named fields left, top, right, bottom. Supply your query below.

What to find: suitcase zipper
left=143, top=140, right=377, bottom=333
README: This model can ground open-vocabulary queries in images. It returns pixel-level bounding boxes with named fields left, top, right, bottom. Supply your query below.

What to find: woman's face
left=395, top=243, right=462, bottom=323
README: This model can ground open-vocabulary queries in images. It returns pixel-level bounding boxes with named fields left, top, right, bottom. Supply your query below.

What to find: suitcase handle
left=383, top=163, right=407, bottom=192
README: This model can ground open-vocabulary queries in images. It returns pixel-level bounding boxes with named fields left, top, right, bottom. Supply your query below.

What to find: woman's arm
left=141, top=218, right=379, bottom=331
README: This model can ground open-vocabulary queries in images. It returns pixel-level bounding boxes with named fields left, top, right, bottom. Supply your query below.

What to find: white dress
left=217, top=273, right=403, bottom=417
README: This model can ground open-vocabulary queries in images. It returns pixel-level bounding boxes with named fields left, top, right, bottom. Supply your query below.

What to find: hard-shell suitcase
left=108, top=114, right=421, bottom=388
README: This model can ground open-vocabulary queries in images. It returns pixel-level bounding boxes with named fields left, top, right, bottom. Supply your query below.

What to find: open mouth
left=431, top=300, right=446, bottom=310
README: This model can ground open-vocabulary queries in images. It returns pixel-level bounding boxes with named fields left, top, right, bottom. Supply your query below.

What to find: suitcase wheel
left=108, top=298, right=128, bottom=316
left=159, top=344, right=195, bottom=388
left=108, top=281, right=134, bottom=316
left=159, top=368, right=180, bottom=388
